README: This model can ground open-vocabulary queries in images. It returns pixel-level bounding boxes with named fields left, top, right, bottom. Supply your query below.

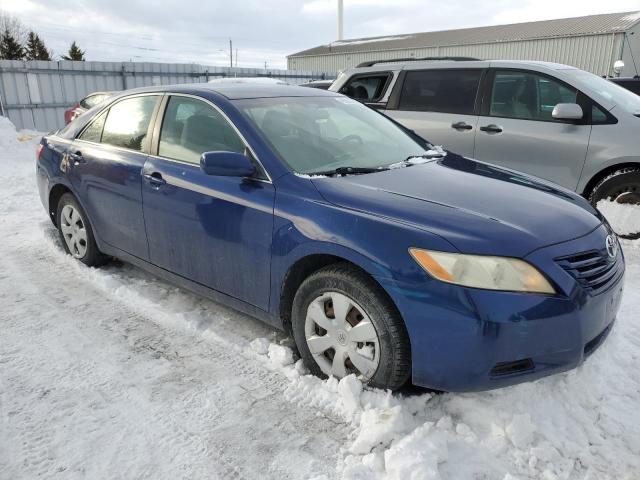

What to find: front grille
left=556, top=247, right=623, bottom=295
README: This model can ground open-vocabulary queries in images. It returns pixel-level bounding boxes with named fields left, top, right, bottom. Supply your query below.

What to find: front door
left=474, top=70, right=591, bottom=190
left=69, top=94, right=161, bottom=259
left=384, top=68, right=483, bottom=157
left=141, top=95, right=275, bottom=310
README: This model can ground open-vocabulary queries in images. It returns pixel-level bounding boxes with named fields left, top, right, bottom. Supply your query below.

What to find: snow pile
left=597, top=200, right=640, bottom=236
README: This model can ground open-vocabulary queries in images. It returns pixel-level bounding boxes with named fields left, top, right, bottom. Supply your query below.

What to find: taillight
left=36, top=144, right=44, bottom=161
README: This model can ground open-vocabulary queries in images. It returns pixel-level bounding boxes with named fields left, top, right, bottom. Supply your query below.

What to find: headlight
left=409, top=248, right=555, bottom=294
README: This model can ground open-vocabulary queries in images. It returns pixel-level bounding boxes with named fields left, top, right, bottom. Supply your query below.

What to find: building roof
left=289, top=11, right=640, bottom=58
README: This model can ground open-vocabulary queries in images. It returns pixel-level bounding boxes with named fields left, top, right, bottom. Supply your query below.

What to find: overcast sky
left=3, top=0, right=639, bottom=69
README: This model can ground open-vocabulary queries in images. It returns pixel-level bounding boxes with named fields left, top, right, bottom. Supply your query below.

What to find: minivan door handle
left=451, top=121, right=473, bottom=131
left=143, top=172, right=166, bottom=187
left=479, top=124, right=503, bottom=134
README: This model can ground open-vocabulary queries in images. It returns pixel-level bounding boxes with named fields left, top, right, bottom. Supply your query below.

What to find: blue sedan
left=36, top=84, right=625, bottom=391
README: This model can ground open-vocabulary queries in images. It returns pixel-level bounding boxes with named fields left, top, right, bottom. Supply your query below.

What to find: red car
left=64, top=91, right=113, bottom=124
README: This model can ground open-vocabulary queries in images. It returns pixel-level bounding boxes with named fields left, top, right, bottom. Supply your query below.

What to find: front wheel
left=56, top=193, right=109, bottom=267
left=291, top=263, right=411, bottom=390
left=589, top=168, right=640, bottom=240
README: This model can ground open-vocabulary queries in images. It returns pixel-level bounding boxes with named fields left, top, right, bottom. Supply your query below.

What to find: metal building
left=287, top=11, right=640, bottom=76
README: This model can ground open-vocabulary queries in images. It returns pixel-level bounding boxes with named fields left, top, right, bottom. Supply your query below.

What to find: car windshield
left=235, top=96, right=428, bottom=175
left=566, top=69, right=640, bottom=113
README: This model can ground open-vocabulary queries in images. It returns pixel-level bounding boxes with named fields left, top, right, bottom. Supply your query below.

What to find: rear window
left=398, top=69, right=482, bottom=115
left=80, top=94, right=109, bottom=109
left=339, top=74, right=390, bottom=102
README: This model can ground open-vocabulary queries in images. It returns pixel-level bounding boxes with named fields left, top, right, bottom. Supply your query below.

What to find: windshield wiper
left=307, top=166, right=389, bottom=177
left=404, top=151, right=445, bottom=162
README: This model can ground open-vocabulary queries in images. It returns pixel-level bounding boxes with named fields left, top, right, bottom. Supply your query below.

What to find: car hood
left=310, top=154, right=602, bottom=257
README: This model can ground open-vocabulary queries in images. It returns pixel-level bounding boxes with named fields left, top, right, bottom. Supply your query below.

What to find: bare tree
left=0, top=10, right=27, bottom=45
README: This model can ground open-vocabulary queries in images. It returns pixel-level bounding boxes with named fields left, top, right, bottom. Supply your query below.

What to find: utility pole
left=235, top=48, right=238, bottom=67
left=337, top=0, right=343, bottom=40
left=229, top=39, right=233, bottom=68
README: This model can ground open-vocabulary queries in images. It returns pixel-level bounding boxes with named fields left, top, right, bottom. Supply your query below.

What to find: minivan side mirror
left=552, top=103, right=583, bottom=120
left=200, top=151, right=256, bottom=177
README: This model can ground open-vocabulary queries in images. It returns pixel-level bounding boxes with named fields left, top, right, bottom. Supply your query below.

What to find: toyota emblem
left=605, top=235, right=618, bottom=259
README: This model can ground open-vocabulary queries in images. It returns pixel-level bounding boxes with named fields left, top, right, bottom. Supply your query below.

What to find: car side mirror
left=552, top=103, right=583, bottom=120
left=200, top=151, right=256, bottom=177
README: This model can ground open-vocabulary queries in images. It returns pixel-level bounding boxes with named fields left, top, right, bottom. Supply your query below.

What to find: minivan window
left=490, top=71, right=576, bottom=121
left=158, top=96, right=245, bottom=164
left=101, top=95, right=159, bottom=152
left=340, top=74, right=390, bottom=102
left=566, top=69, right=640, bottom=113
left=78, top=111, right=107, bottom=143
left=398, top=69, right=482, bottom=114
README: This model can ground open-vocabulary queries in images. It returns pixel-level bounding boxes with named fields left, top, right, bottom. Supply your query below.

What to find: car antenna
left=625, top=32, right=639, bottom=78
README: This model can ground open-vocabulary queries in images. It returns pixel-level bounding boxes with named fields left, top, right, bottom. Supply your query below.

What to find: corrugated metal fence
left=0, top=60, right=334, bottom=132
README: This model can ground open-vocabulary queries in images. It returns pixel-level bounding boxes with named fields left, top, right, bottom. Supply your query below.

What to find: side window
left=340, top=74, right=390, bottom=102
left=101, top=95, right=159, bottom=152
left=398, top=69, right=482, bottom=114
left=159, top=96, right=245, bottom=164
left=592, top=105, right=609, bottom=123
left=78, top=111, right=107, bottom=143
left=489, top=71, right=577, bottom=121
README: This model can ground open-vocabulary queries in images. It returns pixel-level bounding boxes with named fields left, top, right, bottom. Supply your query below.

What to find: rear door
left=69, top=94, right=161, bottom=259
left=383, top=69, right=483, bottom=157
left=474, top=69, right=591, bottom=190
left=141, top=94, right=275, bottom=309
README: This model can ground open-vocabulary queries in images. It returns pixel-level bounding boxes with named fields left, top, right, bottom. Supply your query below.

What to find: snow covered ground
left=1, top=117, right=639, bottom=480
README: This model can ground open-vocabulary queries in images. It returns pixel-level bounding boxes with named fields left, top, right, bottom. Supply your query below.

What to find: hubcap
left=304, top=291, right=380, bottom=381
left=60, top=205, right=88, bottom=258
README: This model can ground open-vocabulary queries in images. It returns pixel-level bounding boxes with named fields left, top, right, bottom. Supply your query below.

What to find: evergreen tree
left=25, top=31, right=51, bottom=60
left=0, top=28, right=24, bottom=60
left=62, top=41, right=85, bottom=61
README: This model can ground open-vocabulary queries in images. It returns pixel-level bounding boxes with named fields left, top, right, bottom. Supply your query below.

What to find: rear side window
left=398, top=69, right=482, bottom=114
left=158, top=96, right=245, bottom=164
left=340, top=74, right=390, bottom=102
left=101, top=95, right=159, bottom=152
left=78, top=111, right=107, bottom=143
left=489, top=71, right=577, bottom=121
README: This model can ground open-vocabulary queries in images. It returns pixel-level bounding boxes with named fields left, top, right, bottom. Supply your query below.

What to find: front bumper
left=378, top=226, right=625, bottom=392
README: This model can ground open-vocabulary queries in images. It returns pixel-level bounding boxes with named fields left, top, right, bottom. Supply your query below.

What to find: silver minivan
left=331, top=59, right=640, bottom=237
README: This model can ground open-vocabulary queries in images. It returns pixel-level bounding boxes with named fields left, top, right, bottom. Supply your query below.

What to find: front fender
left=268, top=174, right=457, bottom=318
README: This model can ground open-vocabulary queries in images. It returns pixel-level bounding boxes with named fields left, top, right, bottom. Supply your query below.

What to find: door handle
left=479, top=124, right=503, bottom=134
left=451, top=121, right=473, bottom=131
left=69, top=151, right=86, bottom=165
left=143, top=172, right=166, bottom=186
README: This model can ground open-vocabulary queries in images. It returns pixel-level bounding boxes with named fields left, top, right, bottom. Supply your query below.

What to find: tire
left=589, top=168, right=640, bottom=240
left=56, top=193, right=109, bottom=267
left=291, top=262, right=411, bottom=390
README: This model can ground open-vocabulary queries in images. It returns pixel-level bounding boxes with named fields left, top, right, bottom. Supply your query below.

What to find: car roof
left=117, top=82, right=341, bottom=100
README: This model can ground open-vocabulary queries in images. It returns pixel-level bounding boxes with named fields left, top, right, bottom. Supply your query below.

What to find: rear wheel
left=291, top=263, right=411, bottom=390
left=589, top=168, right=640, bottom=240
left=56, top=193, right=109, bottom=266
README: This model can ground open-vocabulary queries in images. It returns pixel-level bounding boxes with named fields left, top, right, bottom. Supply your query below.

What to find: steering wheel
left=339, top=134, right=363, bottom=146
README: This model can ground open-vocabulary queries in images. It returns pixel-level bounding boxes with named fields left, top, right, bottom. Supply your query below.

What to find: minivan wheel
left=291, top=263, right=411, bottom=390
left=56, top=193, right=109, bottom=266
left=589, top=168, right=640, bottom=240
